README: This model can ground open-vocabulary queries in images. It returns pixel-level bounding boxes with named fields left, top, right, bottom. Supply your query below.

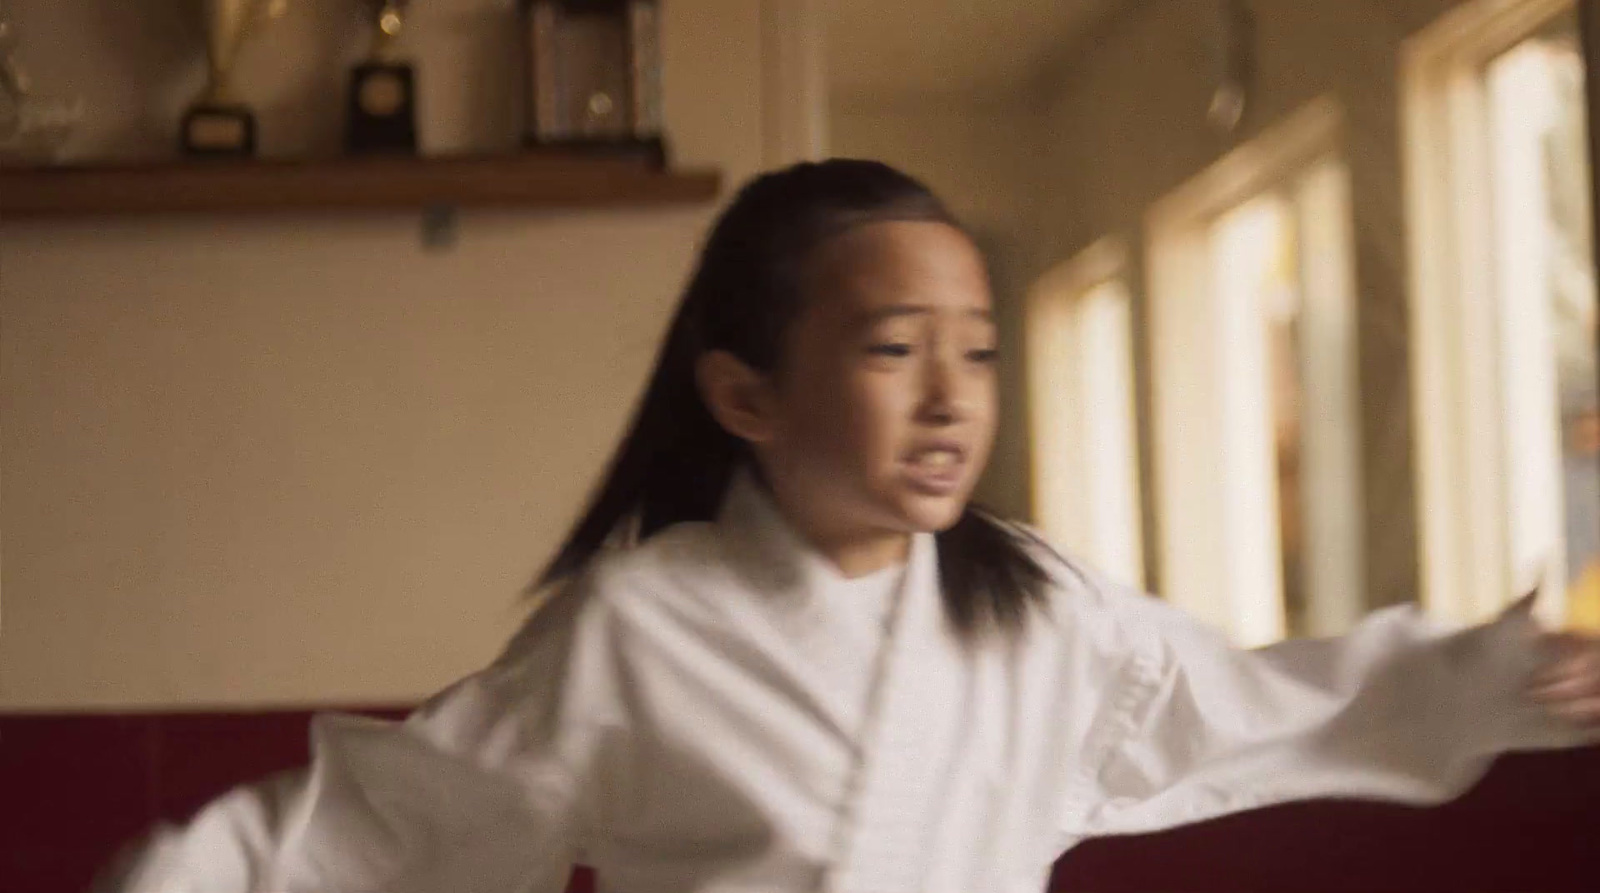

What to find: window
left=1145, top=98, right=1364, bottom=646
left=1026, top=240, right=1145, bottom=588
left=1403, top=0, right=1598, bottom=629
left=1212, top=194, right=1313, bottom=637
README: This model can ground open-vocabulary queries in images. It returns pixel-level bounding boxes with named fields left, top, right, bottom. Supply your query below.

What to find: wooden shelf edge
left=0, top=154, right=722, bottom=218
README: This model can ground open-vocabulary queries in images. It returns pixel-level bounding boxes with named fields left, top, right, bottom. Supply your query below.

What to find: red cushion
left=1049, top=745, right=1600, bottom=891
left=3, top=710, right=1596, bottom=892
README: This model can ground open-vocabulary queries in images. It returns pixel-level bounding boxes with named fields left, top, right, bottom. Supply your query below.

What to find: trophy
left=181, top=0, right=287, bottom=156
left=0, top=1, right=83, bottom=165
left=520, top=0, right=665, bottom=166
left=346, top=0, right=418, bottom=154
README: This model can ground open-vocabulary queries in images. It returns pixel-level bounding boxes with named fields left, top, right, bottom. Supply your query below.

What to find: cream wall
left=829, top=98, right=1046, bottom=518
left=1035, top=0, right=1474, bottom=607
left=830, top=99, right=1042, bottom=242
left=0, top=0, right=765, bottom=709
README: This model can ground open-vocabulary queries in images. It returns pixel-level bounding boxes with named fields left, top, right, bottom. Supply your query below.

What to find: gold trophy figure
left=180, top=0, right=288, bottom=156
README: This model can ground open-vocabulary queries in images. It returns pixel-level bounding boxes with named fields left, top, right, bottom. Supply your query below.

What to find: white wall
left=0, top=0, right=767, bottom=709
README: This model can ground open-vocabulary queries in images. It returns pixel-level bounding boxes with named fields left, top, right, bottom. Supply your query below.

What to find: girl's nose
left=921, top=349, right=973, bottom=424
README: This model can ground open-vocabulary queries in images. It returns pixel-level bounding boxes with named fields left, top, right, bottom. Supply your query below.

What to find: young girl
left=115, top=160, right=1600, bottom=893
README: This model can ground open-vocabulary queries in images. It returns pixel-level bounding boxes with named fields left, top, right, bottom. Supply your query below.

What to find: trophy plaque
left=520, top=0, right=664, bottom=166
left=346, top=0, right=418, bottom=154
left=181, top=0, right=286, bottom=157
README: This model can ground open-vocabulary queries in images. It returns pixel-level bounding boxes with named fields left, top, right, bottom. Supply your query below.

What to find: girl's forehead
left=807, top=220, right=991, bottom=314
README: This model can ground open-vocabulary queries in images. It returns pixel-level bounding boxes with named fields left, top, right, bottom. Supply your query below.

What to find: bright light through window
left=1485, top=10, right=1599, bottom=628
left=1027, top=252, right=1145, bottom=590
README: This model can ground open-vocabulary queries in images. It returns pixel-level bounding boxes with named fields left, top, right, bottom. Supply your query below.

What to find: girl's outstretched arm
left=1059, top=575, right=1600, bottom=840
left=102, top=581, right=619, bottom=893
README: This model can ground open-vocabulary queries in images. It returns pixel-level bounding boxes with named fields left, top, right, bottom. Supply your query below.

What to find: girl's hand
left=1529, top=631, right=1600, bottom=727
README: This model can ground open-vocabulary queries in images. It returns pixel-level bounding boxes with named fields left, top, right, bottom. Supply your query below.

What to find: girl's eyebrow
left=858, top=305, right=994, bottom=323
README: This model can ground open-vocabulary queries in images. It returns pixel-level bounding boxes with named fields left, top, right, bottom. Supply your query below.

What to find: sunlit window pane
left=1485, top=9, right=1600, bottom=629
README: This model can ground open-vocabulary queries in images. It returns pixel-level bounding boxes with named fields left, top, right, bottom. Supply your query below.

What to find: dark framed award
left=519, top=0, right=665, bottom=166
left=346, top=0, right=419, bottom=154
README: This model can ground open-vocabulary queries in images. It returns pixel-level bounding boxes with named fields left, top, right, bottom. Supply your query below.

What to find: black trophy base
left=346, top=62, right=419, bottom=155
left=521, top=136, right=667, bottom=170
left=181, top=104, right=257, bottom=157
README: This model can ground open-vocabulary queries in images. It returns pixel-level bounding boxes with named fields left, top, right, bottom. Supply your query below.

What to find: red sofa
left=4, top=709, right=1598, bottom=892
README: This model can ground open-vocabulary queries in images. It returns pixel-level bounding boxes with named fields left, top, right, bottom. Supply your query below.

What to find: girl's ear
left=697, top=350, right=779, bottom=445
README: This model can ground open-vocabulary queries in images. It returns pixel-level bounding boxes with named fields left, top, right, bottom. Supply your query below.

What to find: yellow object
left=1565, top=560, right=1600, bottom=632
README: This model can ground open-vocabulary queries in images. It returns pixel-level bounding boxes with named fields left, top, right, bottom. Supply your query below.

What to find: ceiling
left=827, top=0, right=1123, bottom=103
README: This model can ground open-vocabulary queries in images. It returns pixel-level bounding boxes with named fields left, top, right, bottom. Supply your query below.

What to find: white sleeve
left=1063, top=584, right=1598, bottom=839
left=107, top=583, right=618, bottom=893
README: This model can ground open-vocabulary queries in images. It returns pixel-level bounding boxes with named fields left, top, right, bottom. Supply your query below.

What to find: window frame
left=1402, top=0, right=1584, bottom=627
left=1143, top=96, right=1364, bottom=644
left=1026, top=238, right=1147, bottom=588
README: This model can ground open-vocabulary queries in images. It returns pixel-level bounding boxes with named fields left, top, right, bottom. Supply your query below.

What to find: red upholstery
left=3, top=709, right=1596, bottom=892
left=1048, top=743, right=1600, bottom=892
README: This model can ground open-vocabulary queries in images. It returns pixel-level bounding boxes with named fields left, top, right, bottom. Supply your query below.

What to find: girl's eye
left=867, top=343, right=913, bottom=358
left=968, top=347, right=1000, bottom=364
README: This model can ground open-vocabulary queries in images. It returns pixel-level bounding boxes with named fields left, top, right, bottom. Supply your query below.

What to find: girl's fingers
left=1543, top=694, right=1600, bottom=726
left=1531, top=634, right=1600, bottom=679
left=1528, top=633, right=1600, bottom=702
left=1528, top=632, right=1600, bottom=729
left=1529, top=670, right=1600, bottom=702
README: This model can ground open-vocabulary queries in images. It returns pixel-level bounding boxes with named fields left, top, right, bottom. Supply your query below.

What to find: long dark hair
left=536, top=159, right=1051, bottom=640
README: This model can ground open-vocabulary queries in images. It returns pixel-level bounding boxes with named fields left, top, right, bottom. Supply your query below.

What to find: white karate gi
left=115, top=473, right=1594, bottom=893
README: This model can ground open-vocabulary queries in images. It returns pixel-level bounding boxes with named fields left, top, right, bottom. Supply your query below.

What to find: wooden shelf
left=0, top=153, right=721, bottom=218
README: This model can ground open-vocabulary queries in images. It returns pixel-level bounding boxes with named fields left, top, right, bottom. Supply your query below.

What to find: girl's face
left=731, top=220, right=999, bottom=564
